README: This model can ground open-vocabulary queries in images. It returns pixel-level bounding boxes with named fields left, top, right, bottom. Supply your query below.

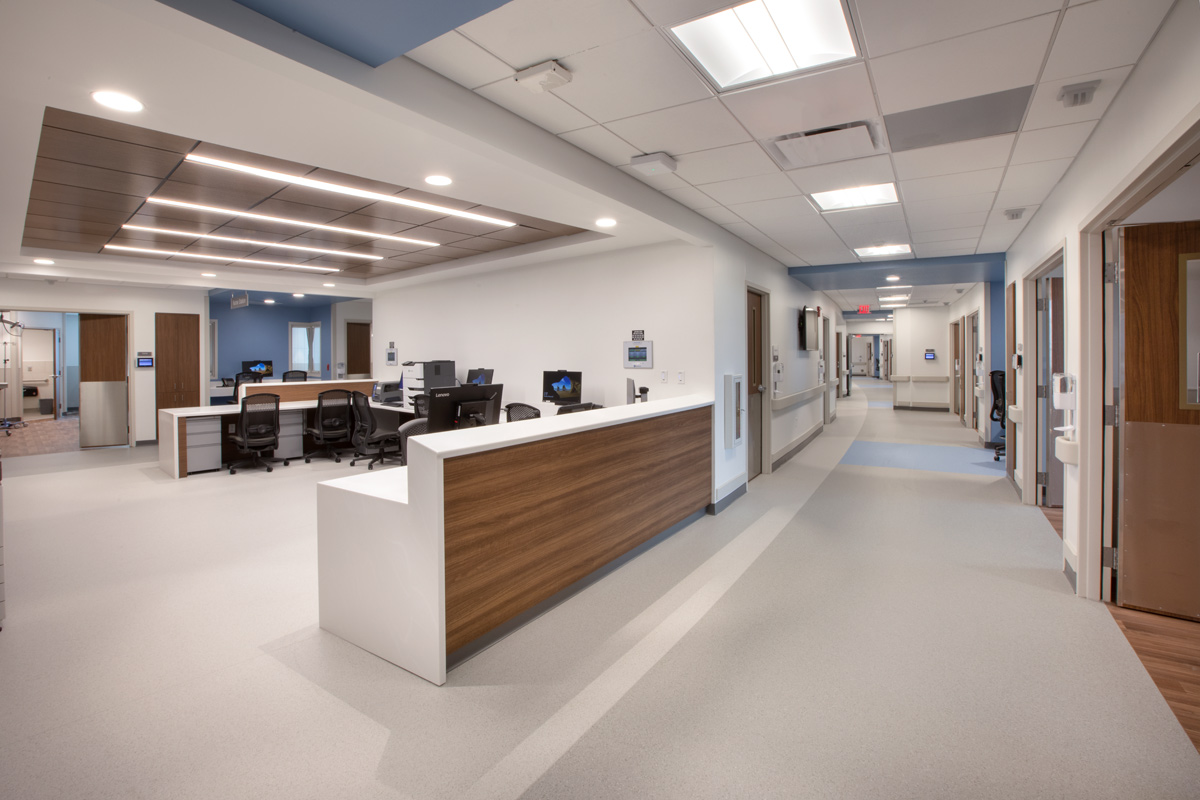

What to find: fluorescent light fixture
left=200, top=272, right=216, bottom=277
left=876, top=284, right=912, bottom=289
left=103, top=244, right=340, bottom=272
left=877, top=294, right=910, bottom=301
left=812, top=183, right=898, bottom=211
left=596, top=218, right=617, bottom=228
left=121, top=225, right=383, bottom=260
left=144, top=198, right=439, bottom=247
left=856, top=244, right=911, bottom=257
left=671, top=0, right=857, bottom=91
left=425, top=175, right=452, bottom=186
left=885, top=275, right=901, bottom=282
left=33, top=258, right=55, bottom=265
left=293, top=293, right=305, bottom=298
left=322, top=283, right=335, bottom=287
left=264, top=299, right=275, bottom=304
left=92, top=90, right=143, bottom=112
left=184, top=154, right=516, bottom=228
left=879, top=303, right=906, bottom=309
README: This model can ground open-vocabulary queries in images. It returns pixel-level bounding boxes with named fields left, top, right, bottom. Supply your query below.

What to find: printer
left=372, top=380, right=404, bottom=404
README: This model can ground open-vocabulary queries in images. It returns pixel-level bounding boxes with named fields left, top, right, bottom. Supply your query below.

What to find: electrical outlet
left=677, top=371, right=685, bottom=384
left=659, top=370, right=667, bottom=383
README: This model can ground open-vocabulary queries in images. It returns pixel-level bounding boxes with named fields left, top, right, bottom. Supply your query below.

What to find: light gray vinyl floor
left=1, top=383, right=1198, bottom=799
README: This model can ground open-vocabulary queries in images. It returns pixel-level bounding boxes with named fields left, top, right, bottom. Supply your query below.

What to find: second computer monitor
left=426, top=384, right=504, bottom=432
left=543, top=370, right=581, bottom=404
left=465, top=368, right=494, bottom=385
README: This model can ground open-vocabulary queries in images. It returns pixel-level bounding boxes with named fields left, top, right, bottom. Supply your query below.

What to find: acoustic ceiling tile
left=725, top=196, right=823, bottom=227
left=722, top=222, right=797, bottom=264
left=993, top=158, right=1072, bottom=207
left=903, top=192, right=997, bottom=218
left=617, top=164, right=690, bottom=190
left=912, top=226, right=984, bottom=244
left=558, top=125, right=642, bottom=166
left=832, top=221, right=912, bottom=248
left=1023, top=66, right=1132, bottom=130
left=914, top=240, right=979, bottom=257
left=552, top=30, right=713, bottom=122
left=1010, top=120, right=1097, bottom=165
left=406, top=31, right=515, bottom=89
left=854, top=0, right=1063, bottom=58
left=476, top=77, right=595, bottom=134
left=661, top=185, right=719, bottom=209
left=892, top=135, right=1014, bottom=181
left=631, top=0, right=740, bottom=27
left=870, top=14, right=1057, bottom=115
left=720, top=63, right=879, bottom=140
left=821, top=203, right=907, bottom=230
left=605, top=99, right=752, bottom=155
left=697, top=173, right=802, bottom=206
left=458, top=0, right=651, bottom=68
left=677, top=142, right=778, bottom=185
left=905, top=210, right=990, bottom=232
left=899, top=168, right=1004, bottom=202
left=695, top=205, right=743, bottom=224
left=786, top=154, right=894, bottom=196
left=1041, top=0, right=1175, bottom=82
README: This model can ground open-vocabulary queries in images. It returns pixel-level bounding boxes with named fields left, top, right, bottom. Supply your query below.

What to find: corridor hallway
left=0, top=383, right=1198, bottom=798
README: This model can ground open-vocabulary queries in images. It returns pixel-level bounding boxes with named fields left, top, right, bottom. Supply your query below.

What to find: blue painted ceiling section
left=230, top=0, right=511, bottom=66
left=208, top=288, right=361, bottom=308
left=788, top=253, right=1006, bottom=292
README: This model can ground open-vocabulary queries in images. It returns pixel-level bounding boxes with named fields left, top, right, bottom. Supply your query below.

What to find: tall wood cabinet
left=155, top=314, right=200, bottom=425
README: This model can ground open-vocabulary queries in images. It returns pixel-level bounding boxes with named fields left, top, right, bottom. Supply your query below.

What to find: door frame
left=966, top=311, right=980, bottom=433
left=746, top=283, right=772, bottom=477
left=1021, top=249, right=1065, bottom=508
left=949, top=319, right=961, bottom=417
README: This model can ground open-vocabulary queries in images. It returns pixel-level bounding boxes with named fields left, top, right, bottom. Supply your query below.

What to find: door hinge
left=1036, top=471, right=1048, bottom=486
left=1102, top=546, right=1118, bottom=571
left=1104, top=262, right=1118, bottom=283
left=1104, top=403, right=1118, bottom=426
left=1036, top=385, right=1048, bottom=398
left=1036, top=298, right=1046, bottom=311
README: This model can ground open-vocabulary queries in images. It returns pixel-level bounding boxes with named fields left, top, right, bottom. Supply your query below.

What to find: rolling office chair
left=303, top=389, right=352, bottom=463
left=226, top=371, right=263, bottom=405
left=990, top=370, right=1007, bottom=462
left=349, top=391, right=402, bottom=470
left=504, top=402, right=541, bottom=422
left=412, top=393, right=429, bottom=419
left=228, top=392, right=288, bottom=474
left=281, top=370, right=308, bottom=382
left=396, top=417, right=430, bottom=465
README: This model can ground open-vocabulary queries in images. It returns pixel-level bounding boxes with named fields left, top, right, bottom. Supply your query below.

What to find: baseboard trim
left=707, top=481, right=746, bottom=515
left=1063, top=559, right=1077, bottom=593
left=895, top=404, right=950, bottom=412
left=771, top=422, right=823, bottom=471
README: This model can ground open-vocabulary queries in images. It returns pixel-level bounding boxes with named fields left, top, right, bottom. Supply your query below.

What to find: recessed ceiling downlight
left=264, top=299, right=276, bottom=304
left=425, top=175, right=452, bottom=186
left=92, top=90, right=143, bottom=112
left=886, top=275, right=901, bottom=282
left=596, top=218, right=617, bottom=228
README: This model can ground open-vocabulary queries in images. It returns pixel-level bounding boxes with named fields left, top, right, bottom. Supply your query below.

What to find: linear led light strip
left=144, top=197, right=440, bottom=247
left=122, top=225, right=383, bottom=260
left=104, top=244, right=340, bottom=272
left=184, top=153, right=516, bottom=228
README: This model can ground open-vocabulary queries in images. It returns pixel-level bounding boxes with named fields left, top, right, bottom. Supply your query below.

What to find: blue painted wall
left=988, top=281, right=1006, bottom=444
left=210, top=302, right=332, bottom=380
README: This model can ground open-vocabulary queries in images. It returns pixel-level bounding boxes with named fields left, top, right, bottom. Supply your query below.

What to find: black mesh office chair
left=990, top=370, right=1007, bottom=462
left=412, top=393, right=429, bottom=419
left=303, top=389, right=352, bottom=463
left=397, top=418, right=429, bottom=465
left=504, top=402, right=541, bottom=422
left=231, top=370, right=262, bottom=402
left=228, top=392, right=288, bottom=474
left=349, top=391, right=402, bottom=470
left=281, top=370, right=308, bottom=382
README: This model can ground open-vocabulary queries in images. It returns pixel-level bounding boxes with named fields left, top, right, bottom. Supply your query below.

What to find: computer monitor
left=426, top=384, right=504, bottom=432
left=466, top=368, right=494, bottom=385
left=542, top=370, right=581, bottom=404
left=627, top=377, right=636, bottom=405
left=241, top=359, right=273, bottom=377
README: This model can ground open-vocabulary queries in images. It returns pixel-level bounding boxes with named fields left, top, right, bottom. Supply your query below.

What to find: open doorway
left=1034, top=258, right=1066, bottom=509
left=949, top=319, right=961, bottom=418
left=0, top=310, right=84, bottom=456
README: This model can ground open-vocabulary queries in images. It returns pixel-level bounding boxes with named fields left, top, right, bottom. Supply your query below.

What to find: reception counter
left=317, top=395, right=713, bottom=685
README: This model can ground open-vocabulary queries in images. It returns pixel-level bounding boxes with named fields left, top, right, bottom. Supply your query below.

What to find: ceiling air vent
left=1004, top=208, right=1025, bottom=221
left=1057, top=80, right=1100, bottom=108
left=763, top=121, right=879, bottom=170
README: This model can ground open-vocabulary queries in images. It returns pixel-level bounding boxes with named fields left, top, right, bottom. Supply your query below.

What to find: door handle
left=757, top=385, right=765, bottom=392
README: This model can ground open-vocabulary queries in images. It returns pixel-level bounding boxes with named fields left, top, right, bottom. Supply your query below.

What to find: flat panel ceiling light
left=879, top=303, right=907, bottom=308
left=855, top=243, right=911, bottom=257
left=671, top=0, right=857, bottom=91
left=183, top=154, right=515, bottom=228
left=877, top=294, right=910, bottom=301
left=813, top=183, right=898, bottom=211
left=121, top=225, right=384, bottom=260
left=103, top=244, right=340, bottom=272
left=144, top=198, right=440, bottom=247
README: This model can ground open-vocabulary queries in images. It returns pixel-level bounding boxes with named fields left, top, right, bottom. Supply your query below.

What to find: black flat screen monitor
left=542, top=370, right=581, bottom=404
left=466, top=368, right=494, bottom=385
left=242, top=359, right=273, bottom=377
left=426, top=384, right=504, bottom=432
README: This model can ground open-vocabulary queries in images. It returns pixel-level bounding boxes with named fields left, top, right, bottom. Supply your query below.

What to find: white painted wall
left=1005, top=0, right=1200, bottom=597
left=0, top=279, right=206, bottom=441
left=893, top=307, right=950, bottom=408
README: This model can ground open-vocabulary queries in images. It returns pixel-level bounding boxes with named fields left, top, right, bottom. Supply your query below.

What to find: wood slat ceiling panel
left=33, top=157, right=162, bottom=198
left=42, top=107, right=197, bottom=153
left=36, top=127, right=185, bottom=178
left=395, top=187, right=477, bottom=212
left=106, top=231, right=212, bottom=251
left=455, top=236, right=516, bottom=252
left=189, top=142, right=313, bottom=175
left=177, top=242, right=281, bottom=259
left=335, top=241, right=431, bottom=258
left=484, top=225, right=559, bottom=244
left=350, top=200, right=448, bottom=226
left=154, top=176, right=276, bottom=210
left=166, top=161, right=289, bottom=197
left=270, top=183, right=370, bottom=213
left=322, top=212, right=420, bottom=235
left=125, top=210, right=232, bottom=232
left=247, top=198, right=348, bottom=224
left=27, top=199, right=131, bottom=226
left=306, top=168, right=419, bottom=197
left=394, top=225, right=477, bottom=245
left=426, top=215, right=510, bottom=236
left=24, top=214, right=117, bottom=237
left=431, top=245, right=492, bottom=260
left=29, top=181, right=143, bottom=212
left=204, top=223, right=294, bottom=242
left=22, top=236, right=104, bottom=253
left=23, top=228, right=109, bottom=248
left=473, top=207, right=580, bottom=235
left=388, top=251, right=451, bottom=265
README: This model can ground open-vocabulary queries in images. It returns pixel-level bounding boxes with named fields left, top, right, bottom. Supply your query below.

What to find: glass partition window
left=1184, top=256, right=1200, bottom=407
left=290, top=321, right=321, bottom=377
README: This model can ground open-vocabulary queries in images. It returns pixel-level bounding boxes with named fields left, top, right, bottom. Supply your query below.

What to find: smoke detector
left=629, top=152, right=678, bottom=176
left=1057, top=80, right=1100, bottom=108
left=514, top=60, right=572, bottom=93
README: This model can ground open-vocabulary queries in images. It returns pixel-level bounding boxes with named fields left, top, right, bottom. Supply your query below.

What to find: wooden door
left=835, top=332, right=843, bottom=397
left=346, top=321, right=371, bottom=376
left=1117, top=221, right=1200, bottom=619
left=155, top=314, right=200, bottom=426
left=747, top=290, right=764, bottom=480
left=79, top=313, right=127, bottom=447
left=1006, top=282, right=1017, bottom=482
left=949, top=321, right=961, bottom=416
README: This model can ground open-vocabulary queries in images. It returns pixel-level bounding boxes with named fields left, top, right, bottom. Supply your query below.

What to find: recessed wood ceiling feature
left=22, top=107, right=585, bottom=277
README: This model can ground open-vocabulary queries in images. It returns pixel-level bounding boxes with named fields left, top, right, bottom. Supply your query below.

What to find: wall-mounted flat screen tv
left=542, top=370, right=582, bottom=404
left=798, top=307, right=819, bottom=351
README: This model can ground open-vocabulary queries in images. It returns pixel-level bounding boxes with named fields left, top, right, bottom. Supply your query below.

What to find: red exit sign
left=858, top=304, right=871, bottom=314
